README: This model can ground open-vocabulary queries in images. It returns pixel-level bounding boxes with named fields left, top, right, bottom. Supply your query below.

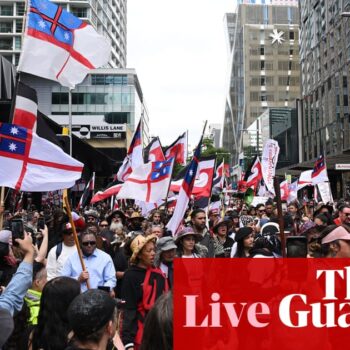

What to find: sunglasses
left=82, top=241, right=96, bottom=246
left=100, top=224, right=108, bottom=227
left=63, top=231, right=74, bottom=235
left=259, top=210, right=266, bottom=213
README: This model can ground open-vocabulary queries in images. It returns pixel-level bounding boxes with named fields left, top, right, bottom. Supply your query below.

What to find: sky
left=127, top=0, right=237, bottom=148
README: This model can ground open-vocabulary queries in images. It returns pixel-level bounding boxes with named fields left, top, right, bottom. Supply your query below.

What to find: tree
left=201, top=137, right=231, bottom=164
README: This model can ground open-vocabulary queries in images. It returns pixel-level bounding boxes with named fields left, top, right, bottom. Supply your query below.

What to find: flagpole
left=274, top=177, right=286, bottom=258
left=64, top=196, right=90, bottom=289
left=68, top=88, right=73, bottom=156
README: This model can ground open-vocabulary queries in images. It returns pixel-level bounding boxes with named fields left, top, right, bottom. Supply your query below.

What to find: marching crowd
left=0, top=197, right=350, bottom=350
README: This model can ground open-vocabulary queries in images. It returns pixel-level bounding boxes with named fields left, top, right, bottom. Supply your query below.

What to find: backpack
left=55, top=242, right=63, bottom=260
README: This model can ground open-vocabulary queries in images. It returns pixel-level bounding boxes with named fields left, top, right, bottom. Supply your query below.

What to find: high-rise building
left=222, top=3, right=300, bottom=163
left=0, top=0, right=127, bottom=68
left=298, top=0, right=350, bottom=198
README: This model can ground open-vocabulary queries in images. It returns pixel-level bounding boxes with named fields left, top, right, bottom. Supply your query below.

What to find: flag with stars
left=167, top=137, right=203, bottom=236
left=117, top=158, right=175, bottom=203
left=311, top=154, right=329, bottom=184
left=18, top=0, right=111, bottom=88
left=0, top=123, right=83, bottom=191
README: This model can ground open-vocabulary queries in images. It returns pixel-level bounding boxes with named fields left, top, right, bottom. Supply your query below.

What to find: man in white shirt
left=46, top=223, right=77, bottom=281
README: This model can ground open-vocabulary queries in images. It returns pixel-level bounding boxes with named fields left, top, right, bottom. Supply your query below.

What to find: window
left=0, top=38, right=12, bottom=50
left=16, top=3, right=24, bottom=16
left=14, top=37, right=21, bottom=49
left=71, top=7, right=87, bottom=17
left=260, top=46, right=264, bottom=55
left=260, top=60, right=265, bottom=70
left=91, top=74, right=128, bottom=85
left=0, top=5, right=13, bottom=16
left=289, top=31, right=295, bottom=40
left=0, top=22, right=12, bottom=33
left=52, top=92, right=69, bottom=104
left=16, top=19, right=22, bottom=32
left=260, top=77, right=266, bottom=86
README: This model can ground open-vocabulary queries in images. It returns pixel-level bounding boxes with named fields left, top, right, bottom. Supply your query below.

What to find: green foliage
left=172, top=163, right=185, bottom=178
left=201, top=137, right=231, bottom=164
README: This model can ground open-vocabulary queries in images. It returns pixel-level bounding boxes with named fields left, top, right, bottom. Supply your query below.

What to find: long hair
left=234, top=240, right=247, bottom=258
left=140, top=292, right=173, bottom=350
left=31, top=277, right=80, bottom=350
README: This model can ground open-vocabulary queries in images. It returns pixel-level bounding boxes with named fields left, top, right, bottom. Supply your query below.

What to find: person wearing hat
left=155, top=237, right=177, bottom=288
left=121, top=234, right=168, bottom=350
left=321, top=225, right=350, bottom=258
left=175, top=227, right=207, bottom=258
left=84, top=210, right=99, bottom=225
left=107, top=210, right=126, bottom=227
left=65, top=289, right=118, bottom=350
left=46, top=221, right=77, bottom=281
left=127, top=212, right=145, bottom=235
left=213, top=219, right=234, bottom=258
left=233, top=227, right=255, bottom=257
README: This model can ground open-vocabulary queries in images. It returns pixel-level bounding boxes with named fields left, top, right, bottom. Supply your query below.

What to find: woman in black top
left=121, top=234, right=168, bottom=350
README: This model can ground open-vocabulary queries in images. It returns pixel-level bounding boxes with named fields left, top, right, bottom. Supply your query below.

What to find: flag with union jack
left=311, top=154, right=329, bottom=184
left=18, top=0, right=111, bottom=88
left=167, top=137, right=202, bottom=235
left=117, top=158, right=175, bottom=203
left=0, top=123, right=83, bottom=191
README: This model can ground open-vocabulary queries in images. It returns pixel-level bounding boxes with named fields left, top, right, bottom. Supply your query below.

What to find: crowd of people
left=0, top=196, right=350, bottom=349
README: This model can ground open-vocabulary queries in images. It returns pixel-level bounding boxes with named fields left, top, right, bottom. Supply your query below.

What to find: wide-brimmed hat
left=0, top=230, right=11, bottom=244
left=128, top=212, right=146, bottom=221
left=130, top=234, right=157, bottom=263
left=174, top=227, right=201, bottom=244
left=157, top=237, right=177, bottom=252
left=107, top=210, right=126, bottom=225
left=213, top=219, right=230, bottom=233
left=321, top=226, right=350, bottom=244
left=84, top=210, right=99, bottom=219
left=313, top=203, right=334, bottom=217
left=261, top=222, right=280, bottom=236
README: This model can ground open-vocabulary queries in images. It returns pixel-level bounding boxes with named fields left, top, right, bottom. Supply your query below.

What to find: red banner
left=174, top=259, right=350, bottom=350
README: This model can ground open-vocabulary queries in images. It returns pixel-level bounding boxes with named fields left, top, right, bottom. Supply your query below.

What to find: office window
left=16, top=3, right=24, bottom=15
left=260, top=46, right=264, bottom=55
left=260, top=60, right=265, bottom=70
left=14, top=36, right=21, bottom=49
left=0, top=5, right=13, bottom=16
left=16, top=19, right=22, bottom=32
left=0, top=22, right=12, bottom=33
left=289, top=31, right=295, bottom=40
left=0, top=38, right=12, bottom=50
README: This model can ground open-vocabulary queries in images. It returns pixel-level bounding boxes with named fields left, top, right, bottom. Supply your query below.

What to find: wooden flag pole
left=0, top=187, right=5, bottom=229
left=274, top=177, right=286, bottom=258
left=64, top=196, right=90, bottom=289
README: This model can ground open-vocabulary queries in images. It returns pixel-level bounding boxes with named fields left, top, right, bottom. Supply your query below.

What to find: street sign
left=335, top=164, right=350, bottom=170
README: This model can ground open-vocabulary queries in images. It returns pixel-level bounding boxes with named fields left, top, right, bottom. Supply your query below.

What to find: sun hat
left=321, top=226, right=350, bottom=244
left=174, top=227, right=201, bottom=244
left=130, top=234, right=157, bottom=263
left=157, top=237, right=177, bottom=252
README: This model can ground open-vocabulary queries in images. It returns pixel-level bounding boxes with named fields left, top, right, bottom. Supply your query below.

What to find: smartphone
left=98, top=286, right=111, bottom=293
left=38, top=217, right=45, bottom=230
left=11, top=219, right=24, bottom=243
left=286, top=236, right=308, bottom=258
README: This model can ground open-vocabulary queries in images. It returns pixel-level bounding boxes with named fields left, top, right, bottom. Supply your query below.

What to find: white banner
left=317, top=182, right=333, bottom=204
left=261, top=139, right=280, bottom=197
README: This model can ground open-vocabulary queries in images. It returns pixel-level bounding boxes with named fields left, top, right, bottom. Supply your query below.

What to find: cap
left=321, top=226, right=350, bottom=244
left=157, top=237, right=177, bottom=252
left=67, top=289, right=116, bottom=337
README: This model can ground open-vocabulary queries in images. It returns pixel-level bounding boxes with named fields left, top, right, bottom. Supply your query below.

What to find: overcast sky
left=127, top=0, right=237, bottom=148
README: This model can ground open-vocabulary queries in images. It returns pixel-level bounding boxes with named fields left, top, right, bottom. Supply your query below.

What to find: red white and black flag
left=244, top=155, right=262, bottom=191
left=164, top=131, right=188, bottom=165
left=311, top=154, right=329, bottom=184
left=143, top=137, right=165, bottom=163
left=12, top=82, right=38, bottom=132
left=76, top=173, right=95, bottom=210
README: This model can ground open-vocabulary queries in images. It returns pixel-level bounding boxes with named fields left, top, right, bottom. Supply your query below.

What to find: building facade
left=0, top=0, right=127, bottom=68
left=207, top=123, right=221, bottom=148
left=298, top=0, right=350, bottom=198
left=21, top=68, right=150, bottom=165
left=222, top=3, right=300, bottom=163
